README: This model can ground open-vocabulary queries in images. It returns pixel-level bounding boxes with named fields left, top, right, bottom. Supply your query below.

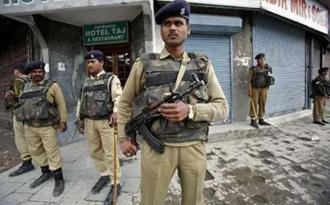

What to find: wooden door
left=90, top=43, right=131, bottom=86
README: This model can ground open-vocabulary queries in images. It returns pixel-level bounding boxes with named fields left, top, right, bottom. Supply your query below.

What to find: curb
left=208, top=109, right=312, bottom=142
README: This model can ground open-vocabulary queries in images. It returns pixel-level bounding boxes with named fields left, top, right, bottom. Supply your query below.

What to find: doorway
left=89, top=43, right=131, bottom=86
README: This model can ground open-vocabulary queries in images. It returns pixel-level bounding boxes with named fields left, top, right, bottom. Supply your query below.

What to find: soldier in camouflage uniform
left=15, top=61, right=67, bottom=197
left=78, top=50, right=122, bottom=205
left=4, top=63, right=35, bottom=177
left=118, top=0, right=228, bottom=204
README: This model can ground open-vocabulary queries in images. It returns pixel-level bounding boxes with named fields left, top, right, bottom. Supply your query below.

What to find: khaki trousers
left=140, top=142, right=206, bottom=205
left=313, top=96, right=326, bottom=122
left=13, top=116, right=31, bottom=161
left=249, top=87, right=269, bottom=120
left=24, top=125, right=63, bottom=170
left=85, top=119, right=121, bottom=184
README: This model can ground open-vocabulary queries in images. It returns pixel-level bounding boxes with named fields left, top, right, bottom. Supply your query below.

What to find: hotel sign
left=83, top=21, right=129, bottom=45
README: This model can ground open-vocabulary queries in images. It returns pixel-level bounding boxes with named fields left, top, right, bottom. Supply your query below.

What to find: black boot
left=30, top=166, right=52, bottom=188
left=259, top=119, right=271, bottom=126
left=53, top=168, right=65, bottom=197
left=91, top=176, right=110, bottom=194
left=322, top=119, right=329, bottom=124
left=314, top=121, right=326, bottom=126
left=103, top=184, right=121, bottom=205
left=9, top=159, right=35, bottom=177
left=250, top=119, right=259, bottom=129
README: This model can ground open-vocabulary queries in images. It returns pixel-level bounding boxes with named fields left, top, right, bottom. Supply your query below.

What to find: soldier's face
left=321, top=71, right=328, bottom=79
left=13, top=69, right=20, bottom=77
left=256, top=57, right=265, bottom=66
left=30, top=68, right=45, bottom=83
left=86, top=59, right=103, bottom=75
left=161, top=16, right=191, bottom=48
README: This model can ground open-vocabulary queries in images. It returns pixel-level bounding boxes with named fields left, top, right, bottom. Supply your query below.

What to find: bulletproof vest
left=80, top=72, right=114, bottom=119
left=311, top=77, right=328, bottom=97
left=326, top=81, right=330, bottom=96
left=14, top=80, right=59, bottom=127
left=137, top=52, right=210, bottom=143
left=251, top=65, right=272, bottom=88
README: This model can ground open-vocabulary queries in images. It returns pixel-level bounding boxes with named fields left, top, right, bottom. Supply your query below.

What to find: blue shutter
left=253, top=16, right=306, bottom=116
left=185, top=35, right=232, bottom=120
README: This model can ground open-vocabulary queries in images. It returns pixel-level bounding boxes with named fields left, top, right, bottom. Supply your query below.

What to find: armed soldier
left=4, top=63, right=35, bottom=177
left=15, top=61, right=67, bottom=197
left=248, top=53, right=274, bottom=129
left=311, top=67, right=329, bottom=125
left=77, top=50, right=122, bottom=204
left=118, top=0, right=228, bottom=204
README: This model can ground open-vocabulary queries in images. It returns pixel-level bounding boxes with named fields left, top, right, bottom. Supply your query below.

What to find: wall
left=34, top=15, right=85, bottom=111
left=312, top=38, right=321, bottom=79
left=322, top=48, right=330, bottom=68
left=131, top=13, right=147, bottom=61
left=154, top=24, right=164, bottom=53
left=232, top=16, right=253, bottom=122
left=143, top=13, right=154, bottom=53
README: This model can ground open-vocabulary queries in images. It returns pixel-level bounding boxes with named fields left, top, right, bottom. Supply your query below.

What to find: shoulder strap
left=140, top=53, right=160, bottom=76
left=141, top=53, right=160, bottom=62
left=188, top=53, right=209, bottom=70
left=265, top=64, right=272, bottom=72
left=173, top=54, right=190, bottom=92
left=187, top=52, right=196, bottom=59
left=107, top=75, right=116, bottom=98
left=43, top=80, right=56, bottom=93
left=100, top=72, right=113, bottom=80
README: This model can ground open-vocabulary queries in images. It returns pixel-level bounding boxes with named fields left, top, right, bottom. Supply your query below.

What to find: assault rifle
left=125, top=73, right=205, bottom=153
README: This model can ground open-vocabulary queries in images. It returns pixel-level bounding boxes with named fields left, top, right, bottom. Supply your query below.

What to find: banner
left=158, top=0, right=328, bottom=34
left=261, top=0, right=328, bottom=34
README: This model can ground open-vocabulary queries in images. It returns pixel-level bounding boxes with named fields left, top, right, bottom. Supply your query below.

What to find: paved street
left=0, top=109, right=329, bottom=205
left=165, top=116, right=330, bottom=205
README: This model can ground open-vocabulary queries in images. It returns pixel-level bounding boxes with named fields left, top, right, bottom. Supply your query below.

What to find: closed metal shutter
left=253, top=16, right=306, bottom=117
left=185, top=35, right=232, bottom=120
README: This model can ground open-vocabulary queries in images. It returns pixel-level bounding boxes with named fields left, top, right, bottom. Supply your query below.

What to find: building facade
left=156, top=0, right=329, bottom=122
left=0, top=0, right=329, bottom=124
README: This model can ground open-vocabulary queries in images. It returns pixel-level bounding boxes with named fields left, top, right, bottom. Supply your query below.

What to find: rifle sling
left=173, top=54, right=189, bottom=92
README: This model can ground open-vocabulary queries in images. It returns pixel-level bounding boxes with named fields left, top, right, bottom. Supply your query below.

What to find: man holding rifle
left=117, top=0, right=228, bottom=204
